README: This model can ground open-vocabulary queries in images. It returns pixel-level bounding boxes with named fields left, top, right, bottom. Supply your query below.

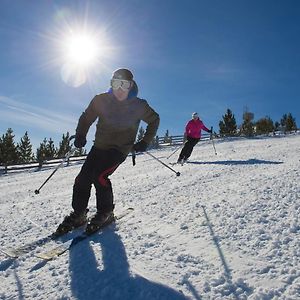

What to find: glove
left=133, top=140, right=148, bottom=153
left=74, top=134, right=87, bottom=148
left=208, top=129, right=212, bottom=134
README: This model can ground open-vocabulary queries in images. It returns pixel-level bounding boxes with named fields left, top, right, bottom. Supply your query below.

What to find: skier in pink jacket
left=177, top=112, right=211, bottom=163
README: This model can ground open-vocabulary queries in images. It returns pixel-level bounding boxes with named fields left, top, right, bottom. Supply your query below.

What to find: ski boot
left=54, top=210, right=88, bottom=237
left=85, top=211, right=115, bottom=235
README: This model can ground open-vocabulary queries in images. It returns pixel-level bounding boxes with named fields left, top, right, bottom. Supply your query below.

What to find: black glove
left=74, top=134, right=87, bottom=148
left=208, top=129, right=212, bottom=134
left=133, top=140, right=148, bottom=153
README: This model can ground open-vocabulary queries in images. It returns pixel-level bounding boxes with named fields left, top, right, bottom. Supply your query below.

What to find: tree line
left=0, top=109, right=298, bottom=167
left=0, top=130, right=86, bottom=167
left=218, top=109, right=297, bottom=137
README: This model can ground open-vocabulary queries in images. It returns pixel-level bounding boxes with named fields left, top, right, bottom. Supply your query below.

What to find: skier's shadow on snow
left=68, top=226, right=190, bottom=300
left=187, top=158, right=283, bottom=165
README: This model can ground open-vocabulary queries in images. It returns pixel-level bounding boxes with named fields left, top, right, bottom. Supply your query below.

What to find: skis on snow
left=169, top=160, right=188, bottom=166
left=0, top=208, right=133, bottom=260
left=0, top=223, right=88, bottom=259
left=1, top=234, right=55, bottom=258
left=35, top=207, right=134, bottom=260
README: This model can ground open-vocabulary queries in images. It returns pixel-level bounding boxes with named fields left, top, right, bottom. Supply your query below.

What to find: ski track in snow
left=0, top=134, right=300, bottom=299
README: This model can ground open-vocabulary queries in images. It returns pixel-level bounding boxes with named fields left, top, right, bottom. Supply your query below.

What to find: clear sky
left=0, top=0, right=299, bottom=150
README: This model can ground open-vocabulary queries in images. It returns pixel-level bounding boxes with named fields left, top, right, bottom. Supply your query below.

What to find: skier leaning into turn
left=56, top=68, right=160, bottom=235
left=177, top=112, right=211, bottom=164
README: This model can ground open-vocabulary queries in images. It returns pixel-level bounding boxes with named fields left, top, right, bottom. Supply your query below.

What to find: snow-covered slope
left=1, top=134, right=300, bottom=299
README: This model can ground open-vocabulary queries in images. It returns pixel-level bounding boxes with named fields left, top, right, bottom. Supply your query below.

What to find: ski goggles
left=111, top=79, right=132, bottom=90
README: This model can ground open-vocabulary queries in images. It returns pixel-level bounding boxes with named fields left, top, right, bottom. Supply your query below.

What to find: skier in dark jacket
left=177, top=112, right=211, bottom=164
left=56, top=68, right=160, bottom=235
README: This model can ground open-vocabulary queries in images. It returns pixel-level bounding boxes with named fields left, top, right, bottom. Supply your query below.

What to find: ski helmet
left=112, top=68, right=133, bottom=81
left=192, top=112, right=199, bottom=118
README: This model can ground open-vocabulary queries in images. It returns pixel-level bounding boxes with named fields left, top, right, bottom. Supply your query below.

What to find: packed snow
left=0, top=133, right=300, bottom=300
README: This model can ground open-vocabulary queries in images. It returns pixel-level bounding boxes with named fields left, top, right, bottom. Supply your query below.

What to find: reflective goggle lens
left=111, top=79, right=132, bottom=90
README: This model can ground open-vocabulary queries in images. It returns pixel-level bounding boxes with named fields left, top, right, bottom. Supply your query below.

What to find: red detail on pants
left=98, top=164, right=119, bottom=187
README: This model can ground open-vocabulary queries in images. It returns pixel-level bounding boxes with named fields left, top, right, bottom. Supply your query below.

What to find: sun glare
left=65, top=34, right=98, bottom=66
left=58, top=28, right=112, bottom=87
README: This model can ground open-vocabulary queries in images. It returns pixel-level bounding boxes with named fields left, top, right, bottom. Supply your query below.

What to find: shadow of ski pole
left=201, top=205, right=240, bottom=300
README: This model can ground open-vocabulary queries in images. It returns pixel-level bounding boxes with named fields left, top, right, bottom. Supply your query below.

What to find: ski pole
left=131, top=150, right=136, bottom=166
left=166, top=144, right=183, bottom=159
left=34, top=135, right=76, bottom=194
left=210, top=127, right=217, bottom=155
left=145, top=151, right=180, bottom=176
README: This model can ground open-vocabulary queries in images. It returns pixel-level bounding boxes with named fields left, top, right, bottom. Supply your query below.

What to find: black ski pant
left=178, top=137, right=200, bottom=160
left=72, top=146, right=126, bottom=215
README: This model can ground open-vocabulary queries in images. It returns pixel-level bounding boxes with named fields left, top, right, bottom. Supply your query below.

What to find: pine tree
left=280, top=114, right=287, bottom=129
left=219, top=108, right=237, bottom=137
left=45, top=138, right=56, bottom=159
left=240, top=110, right=255, bottom=137
left=57, top=132, right=72, bottom=158
left=17, top=131, right=34, bottom=163
left=285, top=113, right=297, bottom=132
left=280, top=113, right=297, bottom=133
left=36, top=138, right=48, bottom=165
left=36, top=137, right=56, bottom=161
left=0, top=128, right=19, bottom=166
left=274, top=121, right=280, bottom=131
left=255, top=116, right=274, bottom=135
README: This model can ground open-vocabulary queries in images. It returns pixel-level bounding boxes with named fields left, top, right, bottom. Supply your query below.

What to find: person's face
left=192, top=114, right=198, bottom=120
left=111, top=79, right=132, bottom=101
left=113, top=88, right=130, bottom=101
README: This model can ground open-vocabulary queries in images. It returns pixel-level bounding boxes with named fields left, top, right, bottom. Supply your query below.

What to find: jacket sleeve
left=75, top=96, right=98, bottom=137
left=140, top=100, right=160, bottom=144
left=201, top=122, right=210, bottom=132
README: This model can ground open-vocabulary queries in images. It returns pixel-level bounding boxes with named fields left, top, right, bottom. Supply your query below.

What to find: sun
left=41, top=7, right=117, bottom=87
left=59, top=29, right=112, bottom=87
left=65, top=33, right=99, bottom=67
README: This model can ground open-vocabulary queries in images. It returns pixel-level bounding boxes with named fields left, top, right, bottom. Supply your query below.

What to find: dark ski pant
left=178, top=137, right=200, bottom=160
left=72, top=146, right=126, bottom=215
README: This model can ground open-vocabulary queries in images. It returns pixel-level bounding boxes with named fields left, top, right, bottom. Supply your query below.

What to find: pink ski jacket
left=185, top=119, right=210, bottom=139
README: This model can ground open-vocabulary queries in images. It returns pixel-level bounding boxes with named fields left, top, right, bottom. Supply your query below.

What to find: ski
left=0, top=234, right=55, bottom=258
left=35, top=207, right=134, bottom=260
left=169, top=160, right=187, bottom=166
left=0, top=225, right=86, bottom=259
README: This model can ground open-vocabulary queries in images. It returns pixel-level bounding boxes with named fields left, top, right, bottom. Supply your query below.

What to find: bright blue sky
left=0, top=0, right=299, bottom=150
